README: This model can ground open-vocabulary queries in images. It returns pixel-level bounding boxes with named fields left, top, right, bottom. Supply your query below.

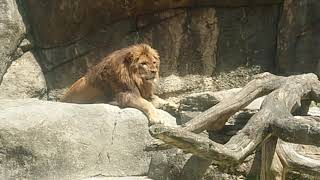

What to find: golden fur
left=61, top=44, right=164, bottom=125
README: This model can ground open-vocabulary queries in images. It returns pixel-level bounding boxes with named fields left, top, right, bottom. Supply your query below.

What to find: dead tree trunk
left=149, top=73, right=320, bottom=178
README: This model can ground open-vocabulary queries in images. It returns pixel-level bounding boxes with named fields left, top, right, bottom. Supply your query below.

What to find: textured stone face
left=0, top=52, right=47, bottom=99
left=216, top=6, right=280, bottom=72
left=277, top=0, right=320, bottom=76
left=0, top=0, right=26, bottom=83
left=20, top=1, right=282, bottom=92
left=139, top=8, right=219, bottom=76
left=22, top=0, right=282, bottom=48
left=0, top=99, right=176, bottom=179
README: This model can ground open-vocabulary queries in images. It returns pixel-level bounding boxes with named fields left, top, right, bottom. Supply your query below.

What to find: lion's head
left=125, top=44, right=160, bottom=83
left=85, top=43, right=160, bottom=99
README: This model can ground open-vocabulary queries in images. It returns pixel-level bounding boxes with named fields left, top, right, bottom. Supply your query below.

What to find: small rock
left=308, top=107, right=320, bottom=117
left=0, top=52, right=47, bottom=99
left=179, top=88, right=241, bottom=112
left=19, top=38, right=33, bottom=52
left=148, top=149, right=191, bottom=180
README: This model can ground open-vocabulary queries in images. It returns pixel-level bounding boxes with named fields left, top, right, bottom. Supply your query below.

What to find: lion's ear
left=124, top=51, right=134, bottom=64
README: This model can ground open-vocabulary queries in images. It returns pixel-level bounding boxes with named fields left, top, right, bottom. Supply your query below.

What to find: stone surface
left=308, top=107, right=320, bottom=117
left=0, top=52, right=47, bottom=99
left=139, top=8, right=219, bottom=76
left=19, top=38, right=33, bottom=53
left=216, top=5, right=280, bottom=72
left=0, top=99, right=176, bottom=179
left=148, top=149, right=191, bottom=180
left=0, top=0, right=26, bottom=83
left=156, top=74, right=214, bottom=98
left=21, top=0, right=281, bottom=48
left=179, top=88, right=242, bottom=112
left=148, top=145, right=248, bottom=180
left=277, top=0, right=320, bottom=76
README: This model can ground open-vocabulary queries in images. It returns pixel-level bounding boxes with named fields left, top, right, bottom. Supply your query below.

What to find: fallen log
left=149, top=73, right=320, bottom=179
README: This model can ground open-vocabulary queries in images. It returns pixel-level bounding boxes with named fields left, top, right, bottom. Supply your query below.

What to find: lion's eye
left=153, top=61, right=157, bottom=64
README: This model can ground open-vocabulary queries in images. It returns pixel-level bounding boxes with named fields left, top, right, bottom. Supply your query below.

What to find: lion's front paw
left=148, top=113, right=165, bottom=126
left=151, top=96, right=168, bottom=109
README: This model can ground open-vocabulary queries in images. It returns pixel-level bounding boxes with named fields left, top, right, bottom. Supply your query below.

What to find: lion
left=60, top=44, right=166, bottom=125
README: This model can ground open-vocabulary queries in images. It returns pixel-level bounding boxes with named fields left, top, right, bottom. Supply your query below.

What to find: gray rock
left=0, top=0, right=26, bottom=83
left=179, top=88, right=242, bottom=111
left=308, top=107, right=320, bottom=117
left=47, top=88, right=68, bottom=101
left=148, top=147, right=247, bottom=180
left=148, top=149, right=191, bottom=180
left=0, top=52, right=47, bottom=99
left=19, top=38, right=33, bottom=53
left=156, top=75, right=214, bottom=97
left=0, top=99, right=176, bottom=179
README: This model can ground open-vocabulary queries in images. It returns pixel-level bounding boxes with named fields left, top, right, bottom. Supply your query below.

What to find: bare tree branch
left=183, top=72, right=283, bottom=132
left=149, top=73, right=320, bottom=178
left=277, top=140, right=320, bottom=177
left=272, top=116, right=320, bottom=146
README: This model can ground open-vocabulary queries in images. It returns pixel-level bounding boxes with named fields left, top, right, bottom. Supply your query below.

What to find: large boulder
left=0, top=99, right=176, bottom=179
left=0, top=52, right=47, bottom=99
left=0, top=0, right=26, bottom=83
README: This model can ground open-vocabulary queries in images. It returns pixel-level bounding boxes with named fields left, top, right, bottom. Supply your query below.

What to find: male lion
left=61, top=44, right=165, bottom=125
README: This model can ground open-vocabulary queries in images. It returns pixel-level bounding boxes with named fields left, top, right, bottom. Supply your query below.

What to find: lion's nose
left=150, top=69, right=157, bottom=74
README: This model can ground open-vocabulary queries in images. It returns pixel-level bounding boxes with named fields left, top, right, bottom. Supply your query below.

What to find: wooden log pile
left=149, top=72, right=320, bottom=179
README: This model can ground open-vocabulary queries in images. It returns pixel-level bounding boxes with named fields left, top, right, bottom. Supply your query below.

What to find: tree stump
left=149, top=72, right=320, bottom=179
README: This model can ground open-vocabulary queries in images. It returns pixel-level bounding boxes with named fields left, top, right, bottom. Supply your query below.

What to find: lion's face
left=126, top=44, right=160, bottom=82
left=136, top=54, right=159, bottom=81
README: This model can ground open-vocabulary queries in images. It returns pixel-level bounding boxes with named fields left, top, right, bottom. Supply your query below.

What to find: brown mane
left=85, top=44, right=160, bottom=100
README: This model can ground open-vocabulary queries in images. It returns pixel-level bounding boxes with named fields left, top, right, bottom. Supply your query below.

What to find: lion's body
left=60, top=76, right=106, bottom=103
left=61, top=44, right=164, bottom=125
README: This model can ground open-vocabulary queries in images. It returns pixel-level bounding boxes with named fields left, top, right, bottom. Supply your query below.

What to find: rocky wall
left=19, top=1, right=284, bottom=99
left=277, top=0, right=320, bottom=76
